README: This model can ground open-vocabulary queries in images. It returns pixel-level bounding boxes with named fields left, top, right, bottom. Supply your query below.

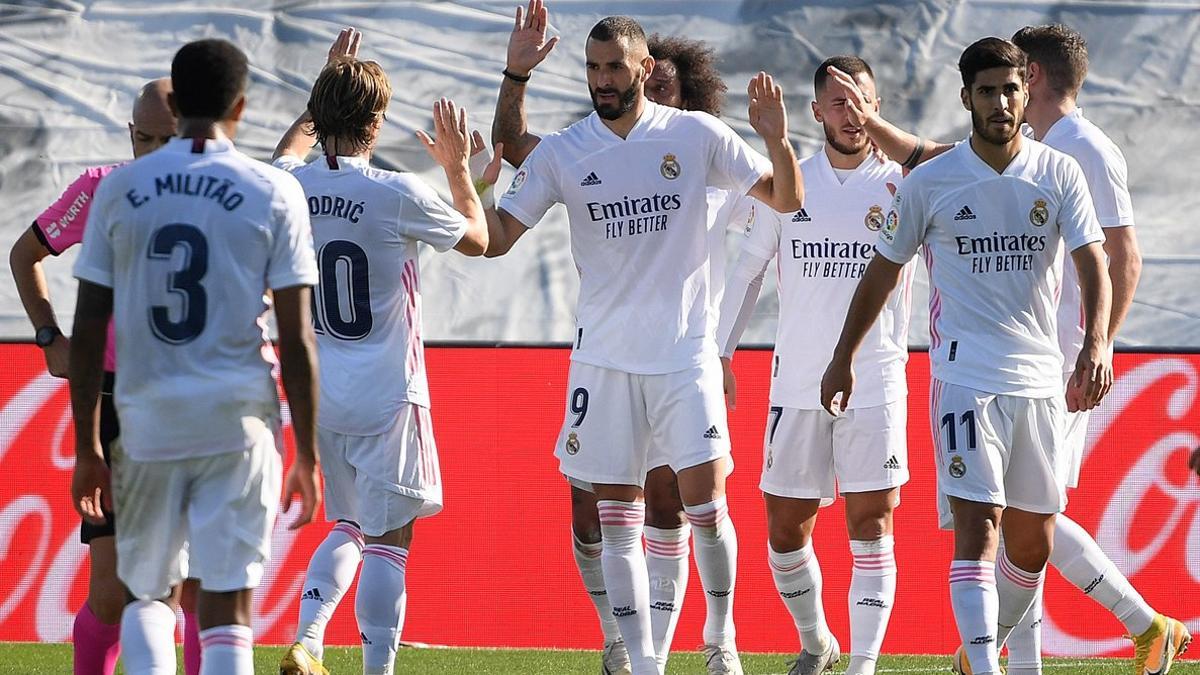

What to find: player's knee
left=644, top=484, right=685, bottom=529
left=767, top=517, right=811, bottom=552
left=846, top=512, right=889, bottom=541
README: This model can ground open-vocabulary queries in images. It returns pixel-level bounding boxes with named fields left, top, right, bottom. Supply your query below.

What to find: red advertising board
left=0, top=345, right=1196, bottom=656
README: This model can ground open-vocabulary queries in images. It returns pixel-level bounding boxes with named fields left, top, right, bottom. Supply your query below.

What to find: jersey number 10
left=312, top=239, right=373, bottom=340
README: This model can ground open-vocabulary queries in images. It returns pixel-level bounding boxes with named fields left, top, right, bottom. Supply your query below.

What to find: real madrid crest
left=865, top=205, right=885, bottom=231
left=1029, top=199, right=1049, bottom=227
left=566, top=432, right=581, bottom=455
left=949, top=455, right=967, bottom=478
left=660, top=153, right=681, bottom=180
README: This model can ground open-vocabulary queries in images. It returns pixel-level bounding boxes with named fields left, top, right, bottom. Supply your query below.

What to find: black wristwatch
left=35, top=325, right=62, bottom=347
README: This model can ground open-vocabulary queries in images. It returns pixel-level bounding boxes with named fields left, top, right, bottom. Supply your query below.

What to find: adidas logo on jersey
left=883, top=455, right=901, bottom=470
left=792, top=208, right=812, bottom=222
left=953, top=205, right=977, bottom=221
left=703, top=425, right=722, bottom=440
left=580, top=171, right=602, bottom=186
left=301, top=587, right=323, bottom=602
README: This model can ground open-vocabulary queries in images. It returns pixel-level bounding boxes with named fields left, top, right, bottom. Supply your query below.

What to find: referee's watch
left=35, top=325, right=62, bottom=348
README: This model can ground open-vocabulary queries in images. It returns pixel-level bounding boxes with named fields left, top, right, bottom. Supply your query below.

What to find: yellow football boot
left=1132, top=614, right=1192, bottom=675
left=279, top=642, right=330, bottom=675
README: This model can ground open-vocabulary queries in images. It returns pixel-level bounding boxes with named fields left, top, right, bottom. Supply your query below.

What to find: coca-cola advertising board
left=0, top=345, right=1196, bottom=656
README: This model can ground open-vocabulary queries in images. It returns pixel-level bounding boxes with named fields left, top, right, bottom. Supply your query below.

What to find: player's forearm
left=444, top=163, right=489, bottom=256
left=492, top=78, right=541, bottom=167
left=275, top=287, right=320, bottom=465
left=1071, top=243, right=1113, bottom=350
left=68, top=282, right=111, bottom=458
left=10, top=240, right=58, bottom=330
left=1103, top=229, right=1142, bottom=342
left=761, top=138, right=802, bottom=212
left=862, top=115, right=953, bottom=169
left=716, top=251, right=770, bottom=357
left=274, top=111, right=317, bottom=161
left=830, top=256, right=904, bottom=364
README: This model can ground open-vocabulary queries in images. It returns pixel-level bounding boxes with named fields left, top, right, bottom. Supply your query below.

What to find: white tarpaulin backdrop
left=1, top=0, right=1197, bottom=347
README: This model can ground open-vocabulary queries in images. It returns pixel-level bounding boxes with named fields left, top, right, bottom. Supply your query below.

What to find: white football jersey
left=275, top=155, right=468, bottom=436
left=707, top=187, right=757, bottom=309
left=498, top=101, right=770, bottom=375
left=729, top=151, right=913, bottom=409
left=74, top=138, right=317, bottom=461
left=1027, top=110, right=1134, bottom=367
left=876, top=138, right=1103, bottom=398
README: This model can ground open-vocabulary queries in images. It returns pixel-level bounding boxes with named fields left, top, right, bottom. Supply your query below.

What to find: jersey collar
left=166, top=137, right=235, bottom=154
left=960, top=134, right=1032, bottom=179
left=589, top=100, right=658, bottom=143
left=322, top=155, right=371, bottom=171
left=815, top=147, right=875, bottom=188
left=1042, top=107, right=1084, bottom=146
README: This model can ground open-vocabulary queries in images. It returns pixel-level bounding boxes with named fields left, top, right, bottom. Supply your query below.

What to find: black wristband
left=902, top=137, right=926, bottom=170
left=503, top=68, right=531, bottom=84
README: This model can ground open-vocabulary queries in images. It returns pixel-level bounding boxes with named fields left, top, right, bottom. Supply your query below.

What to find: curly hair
left=648, top=34, right=727, bottom=116
left=307, top=57, right=392, bottom=153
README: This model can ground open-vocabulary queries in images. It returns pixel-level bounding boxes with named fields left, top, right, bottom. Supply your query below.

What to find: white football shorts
left=759, top=400, right=909, bottom=503
left=930, top=379, right=1069, bottom=529
left=319, top=403, right=443, bottom=537
left=555, top=358, right=732, bottom=488
left=1061, top=371, right=1089, bottom=489
left=112, top=416, right=282, bottom=600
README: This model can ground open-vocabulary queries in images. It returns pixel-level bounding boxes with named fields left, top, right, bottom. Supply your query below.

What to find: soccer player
left=824, top=25, right=1189, bottom=674
left=820, top=38, right=1113, bottom=675
left=488, top=13, right=803, bottom=674
left=491, top=3, right=753, bottom=671
left=272, top=29, right=491, bottom=675
left=717, top=56, right=910, bottom=675
left=7, top=78, right=211, bottom=675
left=68, top=39, right=321, bottom=675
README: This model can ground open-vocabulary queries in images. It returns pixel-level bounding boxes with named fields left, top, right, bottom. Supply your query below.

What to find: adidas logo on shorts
left=703, top=425, right=722, bottom=440
left=883, top=455, right=901, bottom=470
left=953, top=205, right=977, bottom=221
left=580, top=171, right=602, bottom=186
left=792, top=208, right=812, bottom=222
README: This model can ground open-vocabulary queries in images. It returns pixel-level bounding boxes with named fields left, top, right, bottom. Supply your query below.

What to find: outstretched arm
left=416, top=99, right=491, bottom=256
left=745, top=72, right=802, bottom=212
left=274, top=27, right=362, bottom=161
left=492, top=0, right=558, bottom=167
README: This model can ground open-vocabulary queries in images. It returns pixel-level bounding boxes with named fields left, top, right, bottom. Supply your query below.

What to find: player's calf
left=844, top=489, right=899, bottom=675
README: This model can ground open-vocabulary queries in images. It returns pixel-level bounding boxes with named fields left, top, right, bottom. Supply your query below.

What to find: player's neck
left=823, top=143, right=869, bottom=170
left=323, top=136, right=371, bottom=159
left=177, top=119, right=236, bottom=142
left=599, top=96, right=647, bottom=140
left=968, top=132, right=1023, bottom=174
left=1025, top=96, right=1077, bottom=141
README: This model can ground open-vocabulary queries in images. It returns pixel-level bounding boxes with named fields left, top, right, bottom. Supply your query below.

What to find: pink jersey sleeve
left=32, top=164, right=121, bottom=255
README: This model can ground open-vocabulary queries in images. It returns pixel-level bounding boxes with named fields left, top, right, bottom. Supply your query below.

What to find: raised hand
left=470, top=130, right=505, bottom=188
left=748, top=72, right=789, bottom=143
left=416, top=98, right=472, bottom=172
left=507, top=0, right=559, bottom=77
left=327, top=27, right=362, bottom=66
left=825, top=66, right=874, bottom=128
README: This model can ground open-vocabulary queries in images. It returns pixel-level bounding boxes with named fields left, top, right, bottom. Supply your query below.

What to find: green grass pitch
left=1, top=643, right=1194, bottom=674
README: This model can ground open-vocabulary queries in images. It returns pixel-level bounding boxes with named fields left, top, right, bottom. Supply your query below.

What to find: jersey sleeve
left=497, top=144, right=559, bottom=228
left=397, top=179, right=469, bottom=252
left=1057, top=157, right=1105, bottom=252
left=266, top=176, right=319, bottom=290
left=739, top=199, right=782, bottom=261
left=72, top=177, right=117, bottom=288
left=875, top=179, right=927, bottom=264
left=1077, top=143, right=1134, bottom=228
left=701, top=114, right=771, bottom=196
left=33, top=169, right=102, bottom=255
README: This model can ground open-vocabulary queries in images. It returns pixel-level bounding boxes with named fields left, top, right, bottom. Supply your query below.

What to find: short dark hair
left=170, top=39, right=248, bottom=119
left=814, top=55, right=875, bottom=96
left=959, top=37, right=1027, bottom=88
left=1012, top=24, right=1088, bottom=98
left=648, top=34, right=726, bottom=116
left=588, top=16, right=647, bottom=46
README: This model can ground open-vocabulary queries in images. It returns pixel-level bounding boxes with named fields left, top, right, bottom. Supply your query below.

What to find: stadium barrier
left=0, top=345, right=1196, bottom=656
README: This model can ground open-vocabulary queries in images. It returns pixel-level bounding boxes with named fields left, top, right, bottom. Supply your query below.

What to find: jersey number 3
left=148, top=224, right=208, bottom=344
left=312, top=239, right=373, bottom=340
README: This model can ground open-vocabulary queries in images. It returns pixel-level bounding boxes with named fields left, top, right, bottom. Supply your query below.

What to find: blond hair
left=307, top=57, right=392, bottom=153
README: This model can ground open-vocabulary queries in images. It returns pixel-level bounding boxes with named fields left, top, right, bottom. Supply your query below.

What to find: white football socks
left=120, top=599, right=177, bottom=675
left=198, top=624, right=253, bottom=675
left=644, top=523, right=690, bottom=666
left=1051, top=514, right=1155, bottom=636
left=949, top=560, right=1000, bottom=675
left=847, top=535, right=897, bottom=675
left=356, top=544, right=409, bottom=675
left=1005, top=584, right=1043, bottom=675
left=297, top=521, right=364, bottom=660
left=572, top=532, right=622, bottom=643
left=684, top=497, right=737, bottom=647
left=769, top=541, right=829, bottom=654
left=995, top=549, right=1045, bottom=648
left=597, top=500, right=658, bottom=675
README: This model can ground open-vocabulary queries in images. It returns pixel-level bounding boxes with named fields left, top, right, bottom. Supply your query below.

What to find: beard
left=970, top=105, right=1021, bottom=145
left=824, top=121, right=869, bottom=156
left=591, top=83, right=639, bottom=120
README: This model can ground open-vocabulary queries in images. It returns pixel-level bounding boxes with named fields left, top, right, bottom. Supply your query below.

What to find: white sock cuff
left=683, top=496, right=728, bottom=529
left=572, top=532, right=603, bottom=559
left=769, top=541, right=815, bottom=574
left=331, top=521, right=365, bottom=550
left=362, top=544, right=409, bottom=572
left=949, top=560, right=996, bottom=586
left=199, top=624, right=253, bottom=650
left=850, top=536, right=896, bottom=576
left=644, top=524, right=690, bottom=559
left=998, top=552, right=1044, bottom=589
left=597, top=500, right=645, bottom=527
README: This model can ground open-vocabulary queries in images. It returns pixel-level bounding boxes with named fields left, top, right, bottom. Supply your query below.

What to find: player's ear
left=960, top=86, right=970, bottom=111
left=1026, top=61, right=1041, bottom=88
left=811, top=99, right=823, bottom=124
left=228, top=95, right=247, bottom=122
left=641, top=55, right=655, bottom=83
